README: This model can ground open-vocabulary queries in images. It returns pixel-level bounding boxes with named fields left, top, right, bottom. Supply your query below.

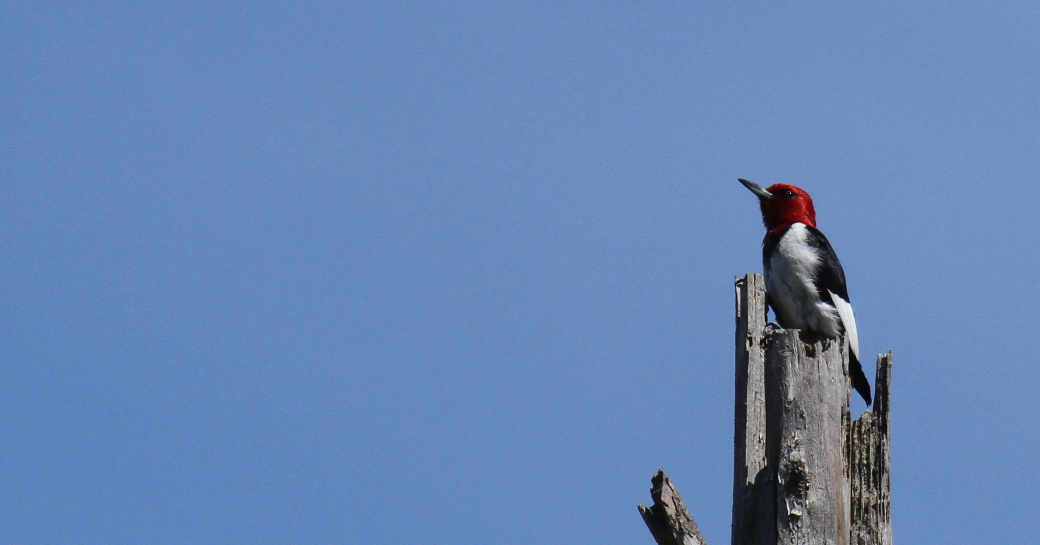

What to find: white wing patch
left=828, top=290, right=859, bottom=361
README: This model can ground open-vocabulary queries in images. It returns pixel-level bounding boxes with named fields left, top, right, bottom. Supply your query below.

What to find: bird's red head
left=738, top=179, right=817, bottom=233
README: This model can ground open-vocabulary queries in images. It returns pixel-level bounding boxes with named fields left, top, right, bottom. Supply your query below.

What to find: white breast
left=765, top=223, right=842, bottom=338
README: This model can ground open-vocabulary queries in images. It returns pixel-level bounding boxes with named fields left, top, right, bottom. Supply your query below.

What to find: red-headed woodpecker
left=739, top=178, right=872, bottom=405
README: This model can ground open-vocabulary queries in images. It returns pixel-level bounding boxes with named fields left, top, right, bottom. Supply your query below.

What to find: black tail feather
left=850, top=353, right=872, bottom=406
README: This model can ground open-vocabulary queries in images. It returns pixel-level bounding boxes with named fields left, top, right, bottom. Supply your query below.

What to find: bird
left=738, top=178, right=872, bottom=405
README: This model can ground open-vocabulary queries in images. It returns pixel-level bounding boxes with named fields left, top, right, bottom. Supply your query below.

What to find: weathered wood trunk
left=639, top=469, right=709, bottom=545
left=849, top=352, right=893, bottom=545
left=732, top=273, right=773, bottom=545
left=639, top=274, right=892, bottom=545
left=766, top=330, right=850, bottom=545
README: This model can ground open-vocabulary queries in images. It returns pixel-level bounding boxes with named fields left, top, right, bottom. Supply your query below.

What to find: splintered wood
left=849, top=353, right=892, bottom=545
left=638, top=469, right=708, bottom=545
left=733, top=273, right=772, bottom=545
left=638, top=275, right=892, bottom=545
left=767, top=330, right=849, bottom=545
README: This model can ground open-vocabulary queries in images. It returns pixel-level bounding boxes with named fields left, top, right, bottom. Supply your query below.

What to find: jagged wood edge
left=638, top=469, right=708, bottom=545
left=849, top=352, right=892, bottom=545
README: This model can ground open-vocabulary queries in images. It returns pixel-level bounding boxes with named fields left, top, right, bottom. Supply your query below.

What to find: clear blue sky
left=1, top=2, right=1037, bottom=544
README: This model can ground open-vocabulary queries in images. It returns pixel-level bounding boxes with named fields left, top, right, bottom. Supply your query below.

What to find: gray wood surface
left=639, top=469, right=709, bottom=545
left=640, top=276, right=892, bottom=545
left=733, top=274, right=774, bottom=545
left=849, top=352, right=892, bottom=545
left=767, top=330, right=850, bottom=545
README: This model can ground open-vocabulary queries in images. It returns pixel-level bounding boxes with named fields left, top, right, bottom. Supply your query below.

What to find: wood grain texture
left=766, top=331, right=850, bottom=545
left=733, top=274, right=774, bottom=545
left=639, top=469, right=709, bottom=545
left=849, top=352, right=892, bottom=545
left=640, top=276, right=892, bottom=545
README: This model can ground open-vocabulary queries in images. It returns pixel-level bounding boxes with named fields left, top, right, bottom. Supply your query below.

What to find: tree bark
left=733, top=274, right=774, bottom=545
left=640, top=275, right=892, bottom=545
left=849, top=352, right=893, bottom=545
left=639, top=469, right=709, bottom=545
left=766, top=331, right=850, bottom=545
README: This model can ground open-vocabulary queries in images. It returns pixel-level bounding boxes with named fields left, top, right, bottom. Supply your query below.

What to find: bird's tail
left=850, top=352, right=872, bottom=406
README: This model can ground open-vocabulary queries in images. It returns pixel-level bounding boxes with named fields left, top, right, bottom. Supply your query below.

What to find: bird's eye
left=783, top=190, right=796, bottom=199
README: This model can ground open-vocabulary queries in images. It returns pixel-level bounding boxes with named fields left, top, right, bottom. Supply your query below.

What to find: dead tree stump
left=639, top=469, right=709, bottom=545
left=639, top=274, right=892, bottom=545
left=849, top=354, right=892, bottom=545
left=767, top=330, right=850, bottom=545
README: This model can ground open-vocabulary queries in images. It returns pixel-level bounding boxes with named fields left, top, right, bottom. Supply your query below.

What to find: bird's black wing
left=804, top=226, right=849, bottom=302
left=805, top=226, right=871, bottom=405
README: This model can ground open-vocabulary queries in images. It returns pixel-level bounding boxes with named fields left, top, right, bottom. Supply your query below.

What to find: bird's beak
left=739, top=178, right=773, bottom=200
